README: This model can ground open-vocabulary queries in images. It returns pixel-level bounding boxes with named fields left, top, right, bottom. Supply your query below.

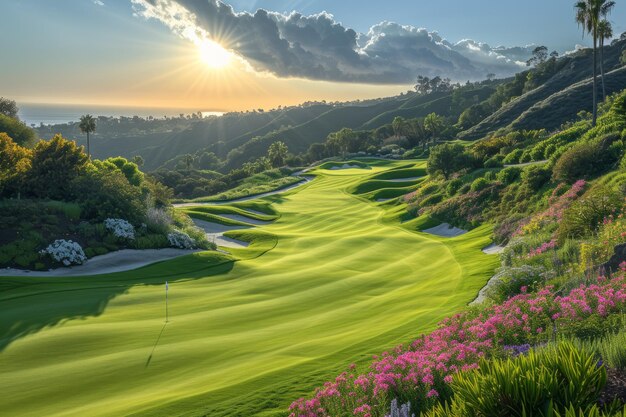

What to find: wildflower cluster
left=515, top=180, right=586, bottom=236
left=527, top=239, right=557, bottom=258
left=39, top=239, right=87, bottom=266
left=104, top=218, right=136, bottom=240
left=289, top=271, right=626, bottom=417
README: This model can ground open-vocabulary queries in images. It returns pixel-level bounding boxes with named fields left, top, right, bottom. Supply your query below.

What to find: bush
left=446, top=179, right=463, bottom=196
left=557, top=186, right=622, bottom=241
left=71, top=164, right=146, bottom=223
left=27, top=135, right=89, bottom=200
left=503, top=149, right=523, bottom=164
left=104, top=218, right=135, bottom=240
left=484, top=155, right=503, bottom=168
left=553, top=134, right=621, bottom=182
left=496, top=166, right=522, bottom=185
left=577, top=331, right=626, bottom=371
left=522, top=165, right=551, bottom=191
left=145, top=207, right=172, bottom=234
left=0, top=114, right=36, bottom=146
left=470, top=177, right=489, bottom=192
left=429, top=343, right=606, bottom=417
left=427, top=143, right=476, bottom=179
left=486, top=265, right=547, bottom=303
left=167, top=230, right=196, bottom=249
left=40, top=239, right=87, bottom=266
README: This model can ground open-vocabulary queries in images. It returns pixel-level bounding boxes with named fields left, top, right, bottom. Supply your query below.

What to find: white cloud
left=94, top=0, right=105, bottom=6
left=131, top=0, right=535, bottom=83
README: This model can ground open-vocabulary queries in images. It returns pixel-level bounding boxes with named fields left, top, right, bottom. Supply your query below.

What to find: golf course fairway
left=0, top=160, right=498, bottom=417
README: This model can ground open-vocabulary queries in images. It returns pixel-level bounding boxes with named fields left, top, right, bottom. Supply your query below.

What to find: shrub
left=446, top=179, right=463, bottom=196
left=470, top=177, right=489, bottom=192
left=104, top=218, right=135, bottom=240
left=435, top=343, right=606, bottom=417
left=522, top=165, right=551, bottom=191
left=133, top=234, right=169, bottom=250
left=167, top=231, right=196, bottom=249
left=28, top=135, right=89, bottom=200
left=0, top=133, right=32, bottom=198
left=577, top=332, right=626, bottom=371
left=486, top=265, right=547, bottom=303
left=40, top=239, right=87, bottom=266
left=503, top=149, right=523, bottom=164
left=386, top=399, right=415, bottom=417
left=0, top=114, right=36, bottom=146
left=553, top=134, right=621, bottom=182
left=557, top=186, right=622, bottom=241
left=484, top=156, right=503, bottom=168
left=72, top=164, right=146, bottom=223
left=145, top=207, right=172, bottom=234
left=496, top=166, right=522, bottom=185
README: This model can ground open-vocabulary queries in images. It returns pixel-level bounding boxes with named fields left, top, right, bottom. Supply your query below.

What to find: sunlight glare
left=198, top=39, right=232, bottom=69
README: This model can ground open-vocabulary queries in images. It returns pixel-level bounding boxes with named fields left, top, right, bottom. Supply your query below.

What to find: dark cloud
left=132, top=0, right=532, bottom=83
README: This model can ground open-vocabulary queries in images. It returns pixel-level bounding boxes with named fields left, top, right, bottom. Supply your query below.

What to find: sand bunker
left=422, top=223, right=468, bottom=237
left=329, top=164, right=364, bottom=170
left=0, top=248, right=200, bottom=277
left=482, top=243, right=505, bottom=255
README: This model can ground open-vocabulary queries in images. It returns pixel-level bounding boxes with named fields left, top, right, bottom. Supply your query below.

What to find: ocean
left=17, top=103, right=224, bottom=127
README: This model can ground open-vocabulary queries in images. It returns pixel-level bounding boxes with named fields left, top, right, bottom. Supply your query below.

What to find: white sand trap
left=382, top=177, right=421, bottom=182
left=482, top=243, right=505, bottom=255
left=422, top=223, right=468, bottom=237
left=0, top=248, right=200, bottom=277
left=217, top=214, right=272, bottom=225
left=329, top=164, right=363, bottom=170
left=173, top=176, right=313, bottom=207
left=192, top=219, right=251, bottom=249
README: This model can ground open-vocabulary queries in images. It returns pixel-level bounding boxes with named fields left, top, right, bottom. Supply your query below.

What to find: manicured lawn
left=0, top=160, right=498, bottom=417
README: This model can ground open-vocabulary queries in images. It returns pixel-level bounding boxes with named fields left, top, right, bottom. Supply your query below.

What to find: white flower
left=104, top=218, right=135, bottom=240
left=40, top=239, right=87, bottom=266
left=167, top=231, right=196, bottom=249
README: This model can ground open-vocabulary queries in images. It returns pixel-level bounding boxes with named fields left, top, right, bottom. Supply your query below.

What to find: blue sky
left=1, top=0, right=624, bottom=110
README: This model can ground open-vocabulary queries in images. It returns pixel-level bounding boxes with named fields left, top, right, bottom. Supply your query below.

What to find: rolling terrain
left=0, top=160, right=498, bottom=417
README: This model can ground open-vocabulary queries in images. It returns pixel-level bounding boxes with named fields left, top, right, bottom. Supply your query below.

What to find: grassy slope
left=0, top=160, right=498, bottom=417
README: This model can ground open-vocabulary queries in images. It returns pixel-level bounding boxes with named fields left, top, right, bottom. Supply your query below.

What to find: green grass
left=0, top=159, right=498, bottom=417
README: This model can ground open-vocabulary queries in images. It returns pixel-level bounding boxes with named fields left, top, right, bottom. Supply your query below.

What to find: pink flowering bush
left=527, top=239, right=557, bottom=258
left=289, top=271, right=626, bottom=417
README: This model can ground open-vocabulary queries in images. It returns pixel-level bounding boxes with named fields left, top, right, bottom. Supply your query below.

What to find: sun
left=198, top=39, right=232, bottom=69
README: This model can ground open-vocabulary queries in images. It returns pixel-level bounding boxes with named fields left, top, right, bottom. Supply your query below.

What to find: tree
left=27, top=135, right=89, bottom=200
left=486, top=73, right=496, bottom=81
left=197, top=151, right=219, bottom=170
left=526, top=46, right=548, bottom=67
left=0, top=133, right=32, bottom=198
left=307, top=143, right=327, bottom=162
left=597, top=19, right=613, bottom=100
left=0, top=98, right=19, bottom=119
left=575, top=0, right=615, bottom=126
left=131, top=155, right=144, bottom=167
left=405, top=118, right=427, bottom=149
left=183, top=154, right=195, bottom=171
left=427, top=143, right=473, bottom=180
left=79, top=114, right=96, bottom=157
left=392, top=116, right=406, bottom=137
left=415, top=75, right=452, bottom=95
left=621, top=50, right=626, bottom=66
left=424, top=113, right=446, bottom=145
left=0, top=114, right=36, bottom=146
left=267, top=141, right=288, bottom=167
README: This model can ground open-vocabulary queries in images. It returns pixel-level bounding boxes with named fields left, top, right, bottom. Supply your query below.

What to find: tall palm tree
left=598, top=19, right=613, bottom=100
left=575, top=0, right=615, bottom=126
left=79, top=114, right=96, bottom=157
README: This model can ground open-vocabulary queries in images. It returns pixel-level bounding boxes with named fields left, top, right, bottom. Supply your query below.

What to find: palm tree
left=183, top=154, right=195, bottom=171
left=574, top=0, right=615, bottom=126
left=598, top=19, right=613, bottom=100
left=79, top=114, right=96, bottom=157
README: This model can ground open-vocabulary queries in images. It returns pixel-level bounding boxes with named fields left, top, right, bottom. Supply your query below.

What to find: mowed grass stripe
left=0, top=160, right=497, bottom=417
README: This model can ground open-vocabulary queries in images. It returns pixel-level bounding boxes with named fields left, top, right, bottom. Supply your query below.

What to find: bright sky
left=1, top=0, right=624, bottom=112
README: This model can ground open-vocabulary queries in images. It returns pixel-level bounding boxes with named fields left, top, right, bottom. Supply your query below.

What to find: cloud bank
left=132, top=0, right=535, bottom=83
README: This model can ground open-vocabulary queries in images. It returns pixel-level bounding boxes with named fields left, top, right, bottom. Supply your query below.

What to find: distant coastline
left=17, top=103, right=224, bottom=127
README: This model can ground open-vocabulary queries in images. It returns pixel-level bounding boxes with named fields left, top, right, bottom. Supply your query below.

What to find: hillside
left=460, top=37, right=626, bottom=139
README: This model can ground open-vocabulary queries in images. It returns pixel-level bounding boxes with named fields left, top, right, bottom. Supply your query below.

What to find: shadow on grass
left=0, top=252, right=235, bottom=352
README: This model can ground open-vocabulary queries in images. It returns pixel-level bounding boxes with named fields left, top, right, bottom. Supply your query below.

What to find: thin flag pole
left=165, top=281, right=169, bottom=323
